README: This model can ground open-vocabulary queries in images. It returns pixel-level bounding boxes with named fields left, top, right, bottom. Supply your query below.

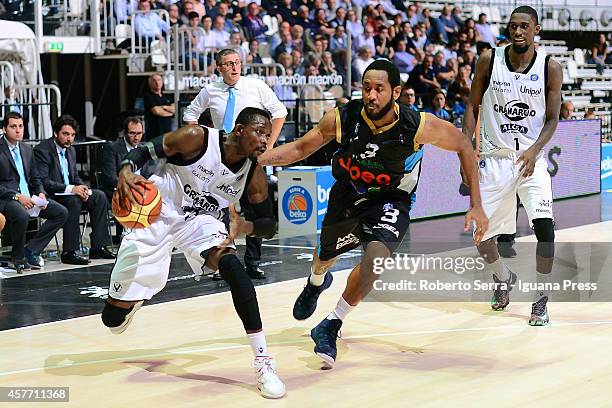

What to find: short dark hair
left=53, top=114, right=79, bottom=135
left=363, top=59, right=401, bottom=88
left=235, top=107, right=271, bottom=127
left=123, top=116, right=143, bottom=132
left=215, top=48, right=240, bottom=65
left=2, top=111, right=23, bottom=128
left=188, top=11, right=199, bottom=19
left=511, top=6, right=539, bottom=25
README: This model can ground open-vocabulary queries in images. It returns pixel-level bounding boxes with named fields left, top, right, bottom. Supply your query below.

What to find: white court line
left=1, top=319, right=612, bottom=378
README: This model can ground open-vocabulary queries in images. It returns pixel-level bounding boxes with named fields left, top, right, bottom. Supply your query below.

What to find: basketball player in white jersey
left=463, top=6, right=563, bottom=326
left=100, top=108, right=286, bottom=398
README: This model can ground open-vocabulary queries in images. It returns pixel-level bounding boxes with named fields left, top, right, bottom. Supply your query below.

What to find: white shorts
left=108, top=203, right=234, bottom=301
left=478, top=154, right=553, bottom=242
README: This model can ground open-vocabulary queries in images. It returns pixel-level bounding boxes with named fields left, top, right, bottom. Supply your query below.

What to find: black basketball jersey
left=331, top=100, right=426, bottom=200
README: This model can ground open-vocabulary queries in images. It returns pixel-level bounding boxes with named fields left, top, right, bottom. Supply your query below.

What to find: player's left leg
left=205, top=247, right=285, bottom=398
left=518, top=157, right=555, bottom=326
left=181, top=214, right=285, bottom=398
left=310, top=200, right=410, bottom=367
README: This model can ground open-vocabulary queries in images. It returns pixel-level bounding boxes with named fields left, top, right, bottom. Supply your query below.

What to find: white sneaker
left=109, top=301, right=143, bottom=334
left=253, top=356, right=286, bottom=399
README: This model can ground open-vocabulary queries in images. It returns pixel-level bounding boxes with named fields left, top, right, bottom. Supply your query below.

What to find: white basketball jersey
left=480, top=45, right=548, bottom=156
left=150, top=127, right=253, bottom=219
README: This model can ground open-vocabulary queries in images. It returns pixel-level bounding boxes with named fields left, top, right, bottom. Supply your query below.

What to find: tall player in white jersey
left=101, top=108, right=286, bottom=399
left=463, top=6, right=563, bottom=326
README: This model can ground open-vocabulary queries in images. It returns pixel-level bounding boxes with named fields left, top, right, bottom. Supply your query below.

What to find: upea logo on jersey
left=494, top=100, right=537, bottom=122
left=530, top=74, right=539, bottom=81
left=282, top=186, right=313, bottom=224
left=500, top=123, right=528, bottom=134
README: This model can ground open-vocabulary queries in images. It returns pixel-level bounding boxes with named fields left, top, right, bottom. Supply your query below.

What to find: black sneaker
left=293, top=273, right=333, bottom=320
left=311, top=318, right=342, bottom=367
left=529, top=296, right=550, bottom=326
left=491, top=270, right=518, bottom=311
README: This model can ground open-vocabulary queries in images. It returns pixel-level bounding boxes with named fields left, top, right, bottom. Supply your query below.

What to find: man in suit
left=33, top=115, right=115, bottom=265
left=101, top=117, right=149, bottom=242
left=101, top=117, right=146, bottom=196
left=0, top=112, right=68, bottom=272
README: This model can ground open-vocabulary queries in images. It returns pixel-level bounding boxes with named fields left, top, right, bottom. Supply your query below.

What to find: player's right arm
left=116, top=126, right=206, bottom=204
left=417, top=113, right=489, bottom=243
left=257, top=107, right=337, bottom=166
left=463, top=49, right=490, bottom=141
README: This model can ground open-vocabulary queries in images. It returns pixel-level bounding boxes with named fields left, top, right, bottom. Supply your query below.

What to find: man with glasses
left=398, top=86, right=419, bottom=112
left=183, top=48, right=287, bottom=280
left=102, top=117, right=149, bottom=242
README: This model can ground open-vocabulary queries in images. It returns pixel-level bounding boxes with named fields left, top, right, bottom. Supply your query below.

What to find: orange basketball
left=112, top=183, right=162, bottom=229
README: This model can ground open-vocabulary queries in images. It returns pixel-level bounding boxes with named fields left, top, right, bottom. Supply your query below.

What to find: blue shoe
left=24, top=248, right=43, bottom=270
left=311, top=318, right=342, bottom=367
left=293, top=273, right=333, bottom=320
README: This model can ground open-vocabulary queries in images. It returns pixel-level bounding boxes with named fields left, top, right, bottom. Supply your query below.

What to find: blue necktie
left=222, top=87, right=236, bottom=133
left=59, top=150, right=70, bottom=185
left=11, top=146, right=31, bottom=197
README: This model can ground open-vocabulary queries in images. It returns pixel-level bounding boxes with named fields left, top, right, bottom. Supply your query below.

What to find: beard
left=364, top=97, right=394, bottom=121
left=512, top=43, right=530, bottom=54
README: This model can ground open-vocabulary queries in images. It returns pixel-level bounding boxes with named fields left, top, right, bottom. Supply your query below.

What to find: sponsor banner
left=411, top=120, right=601, bottom=219
left=603, top=143, right=612, bottom=191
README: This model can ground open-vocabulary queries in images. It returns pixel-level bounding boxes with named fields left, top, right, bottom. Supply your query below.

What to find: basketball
left=112, top=183, right=162, bottom=228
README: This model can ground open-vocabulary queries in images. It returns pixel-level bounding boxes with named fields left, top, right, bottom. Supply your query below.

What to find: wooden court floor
left=1, top=222, right=612, bottom=407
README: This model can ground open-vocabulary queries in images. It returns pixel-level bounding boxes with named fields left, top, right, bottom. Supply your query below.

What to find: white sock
left=248, top=331, right=269, bottom=357
left=309, top=267, right=327, bottom=287
left=490, top=258, right=510, bottom=281
left=326, top=296, right=354, bottom=321
left=534, top=272, right=551, bottom=303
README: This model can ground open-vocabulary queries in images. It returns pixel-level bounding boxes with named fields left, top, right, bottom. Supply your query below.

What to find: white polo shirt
left=182, top=76, right=288, bottom=127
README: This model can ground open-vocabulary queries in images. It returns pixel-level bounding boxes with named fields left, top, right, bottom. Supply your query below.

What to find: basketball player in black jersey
left=258, top=60, right=488, bottom=366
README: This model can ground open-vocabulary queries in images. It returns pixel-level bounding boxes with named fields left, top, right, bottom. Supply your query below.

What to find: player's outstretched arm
left=257, top=108, right=337, bottom=166
left=417, top=113, right=489, bottom=243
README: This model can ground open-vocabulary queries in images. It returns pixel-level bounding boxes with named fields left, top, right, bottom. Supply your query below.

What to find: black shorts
left=318, top=182, right=412, bottom=261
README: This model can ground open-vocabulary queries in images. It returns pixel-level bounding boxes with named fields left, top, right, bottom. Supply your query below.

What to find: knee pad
left=101, top=300, right=130, bottom=328
left=218, top=254, right=262, bottom=331
left=533, top=218, right=555, bottom=258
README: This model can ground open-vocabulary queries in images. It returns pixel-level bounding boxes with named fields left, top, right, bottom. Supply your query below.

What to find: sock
left=326, top=296, right=354, bottom=321
left=247, top=331, right=269, bottom=357
left=534, top=271, right=551, bottom=303
left=490, top=258, right=510, bottom=281
left=309, top=264, right=327, bottom=287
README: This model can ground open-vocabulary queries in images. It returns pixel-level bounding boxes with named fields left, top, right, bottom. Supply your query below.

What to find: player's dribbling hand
left=465, top=205, right=488, bottom=244
left=516, top=146, right=538, bottom=178
left=117, top=166, right=153, bottom=206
